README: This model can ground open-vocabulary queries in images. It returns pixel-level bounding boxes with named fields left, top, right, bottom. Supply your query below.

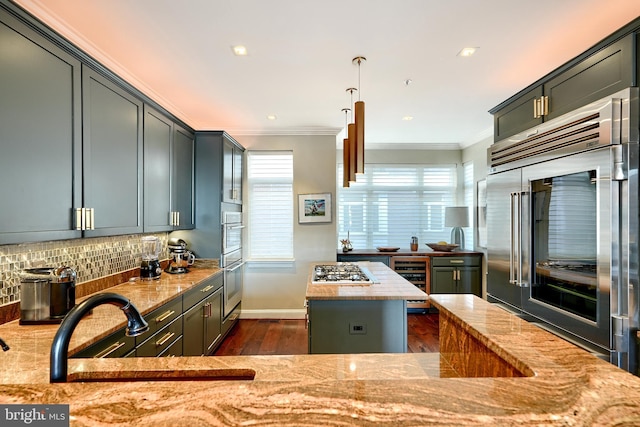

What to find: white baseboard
left=239, top=308, right=306, bottom=320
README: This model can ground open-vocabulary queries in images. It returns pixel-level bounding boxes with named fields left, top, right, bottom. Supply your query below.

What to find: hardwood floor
left=213, top=313, right=439, bottom=356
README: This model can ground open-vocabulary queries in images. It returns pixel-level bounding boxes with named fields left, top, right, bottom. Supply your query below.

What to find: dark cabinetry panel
left=0, top=11, right=82, bottom=244
left=143, top=106, right=173, bottom=232
left=143, top=106, right=194, bottom=232
left=223, top=138, right=243, bottom=204
left=492, top=33, right=635, bottom=140
left=81, top=66, right=143, bottom=236
left=431, top=256, right=482, bottom=297
left=183, top=274, right=223, bottom=356
left=177, top=131, right=244, bottom=259
left=172, top=125, right=195, bottom=230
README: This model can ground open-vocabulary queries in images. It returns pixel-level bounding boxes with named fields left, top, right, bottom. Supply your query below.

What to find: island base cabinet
left=307, top=299, right=407, bottom=354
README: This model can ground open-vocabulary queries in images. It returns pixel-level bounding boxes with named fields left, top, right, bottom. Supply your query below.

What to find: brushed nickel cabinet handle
left=75, top=208, right=83, bottom=230
left=201, top=285, right=214, bottom=293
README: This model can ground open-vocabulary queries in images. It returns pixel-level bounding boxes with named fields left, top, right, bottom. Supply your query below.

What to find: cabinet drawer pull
left=449, top=260, right=464, bottom=264
left=155, top=310, right=176, bottom=323
left=94, top=341, right=126, bottom=358
left=155, top=332, right=175, bottom=347
left=201, top=285, right=214, bottom=293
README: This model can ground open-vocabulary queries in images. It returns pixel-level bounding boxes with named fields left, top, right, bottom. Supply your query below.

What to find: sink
left=67, top=368, right=256, bottom=383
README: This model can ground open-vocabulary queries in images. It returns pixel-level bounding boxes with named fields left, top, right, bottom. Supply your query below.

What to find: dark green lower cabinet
left=431, top=256, right=482, bottom=297
left=183, top=287, right=222, bottom=356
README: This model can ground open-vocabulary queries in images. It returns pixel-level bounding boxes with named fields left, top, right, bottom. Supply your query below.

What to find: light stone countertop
left=1, top=269, right=640, bottom=425
left=305, top=261, right=428, bottom=300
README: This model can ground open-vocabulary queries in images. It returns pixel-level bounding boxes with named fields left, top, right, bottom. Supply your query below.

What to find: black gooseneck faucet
left=50, top=292, right=149, bottom=383
left=0, top=336, right=9, bottom=351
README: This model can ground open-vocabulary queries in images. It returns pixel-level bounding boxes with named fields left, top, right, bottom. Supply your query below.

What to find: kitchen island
left=305, top=261, right=427, bottom=353
left=2, top=269, right=640, bottom=425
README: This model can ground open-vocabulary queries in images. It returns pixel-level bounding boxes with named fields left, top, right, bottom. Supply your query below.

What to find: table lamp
left=445, top=206, right=469, bottom=250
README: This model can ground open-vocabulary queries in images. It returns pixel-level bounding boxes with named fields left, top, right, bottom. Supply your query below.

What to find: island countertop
left=305, top=261, right=428, bottom=301
left=2, top=290, right=640, bottom=424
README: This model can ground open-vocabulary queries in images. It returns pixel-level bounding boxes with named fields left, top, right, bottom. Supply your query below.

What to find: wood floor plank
left=214, top=314, right=439, bottom=356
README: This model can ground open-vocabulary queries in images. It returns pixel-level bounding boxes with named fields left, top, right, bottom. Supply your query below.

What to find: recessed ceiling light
left=232, top=45, right=248, bottom=56
left=402, top=116, right=413, bottom=121
left=457, top=47, right=478, bottom=57
left=266, top=114, right=277, bottom=120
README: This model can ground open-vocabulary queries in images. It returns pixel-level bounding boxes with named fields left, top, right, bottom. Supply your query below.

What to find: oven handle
left=227, top=261, right=245, bottom=272
left=225, top=224, right=245, bottom=230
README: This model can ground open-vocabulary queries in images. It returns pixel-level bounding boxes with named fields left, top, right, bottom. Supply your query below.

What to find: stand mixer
left=165, top=237, right=195, bottom=274
left=140, top=236, right=162, bottom=280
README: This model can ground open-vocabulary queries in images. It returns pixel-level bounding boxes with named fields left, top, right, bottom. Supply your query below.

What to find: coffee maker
left=140, top=236, right=162, bottom=280
left=19, top=266, right=76, bottom=325
left=165, top=237, right=195, bottom=274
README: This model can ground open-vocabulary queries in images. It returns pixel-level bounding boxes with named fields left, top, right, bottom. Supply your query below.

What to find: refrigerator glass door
left=522, top=147, right=614, bottom=351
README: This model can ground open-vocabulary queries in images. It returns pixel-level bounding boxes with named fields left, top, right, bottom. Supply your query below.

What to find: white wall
left=238, top=134, right=337, bottom=319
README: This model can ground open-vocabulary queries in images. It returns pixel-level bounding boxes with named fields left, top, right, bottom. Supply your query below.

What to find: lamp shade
left=445, top=207, right=470, bottom=227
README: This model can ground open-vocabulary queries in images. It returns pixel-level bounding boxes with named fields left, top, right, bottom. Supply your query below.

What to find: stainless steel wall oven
left=487, top=87, right=639, bottom=373
left=221, top=203, right=244, bottom=317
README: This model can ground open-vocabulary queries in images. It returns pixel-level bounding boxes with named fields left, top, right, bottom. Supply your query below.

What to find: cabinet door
left=544, top=34, right=633, bottom=121
left=0, top=13, right=82, bottom=244
left=182, top=301, right=205, bottom=356
left=172, top=125, right=195, bottom=229
left=222, top=139, right=234, bottom=203
left=233, top=145, right=243, bottom=203
left=204, top=287, right=222, bottom=354
left=493, top=86, right=543, bottom=141
left=143, top=106, right=172, bottom=232
left=457, top=267, right=482, bottom=297
left=82, top=66, right=143, bottom=236
left=431, top=267, right=457, bottom=294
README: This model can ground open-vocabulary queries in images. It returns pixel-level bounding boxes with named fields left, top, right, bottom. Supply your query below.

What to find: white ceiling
left=13, top=0, right=640, bottom=149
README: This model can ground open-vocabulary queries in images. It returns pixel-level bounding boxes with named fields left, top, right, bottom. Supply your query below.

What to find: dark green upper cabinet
left=143, top=106, right=173, bottom=232
left=0, top=11, right=82, bottom=244
left=143, top=106, right=194, bottom=232
left=81, top=66, right=144, bottom=237
left=492, top=32, right=635, bottom=141
left=171, top=125, right=195, bottom=230
left=223, top=138, right=243, bottom=204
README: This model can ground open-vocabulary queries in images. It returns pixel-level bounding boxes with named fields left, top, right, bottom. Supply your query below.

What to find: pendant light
left=342, top=108, right=351, bottom=188
left=353, top=56, right=366, bottom=174
left=346, top=88, right=357, bottom=183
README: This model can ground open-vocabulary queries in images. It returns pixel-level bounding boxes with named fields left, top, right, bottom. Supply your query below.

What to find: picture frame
left=298, top=193, right=332, bottom=224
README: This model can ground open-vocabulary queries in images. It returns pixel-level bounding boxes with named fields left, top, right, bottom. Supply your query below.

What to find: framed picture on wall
left=298, top=193, right=332, bottom=224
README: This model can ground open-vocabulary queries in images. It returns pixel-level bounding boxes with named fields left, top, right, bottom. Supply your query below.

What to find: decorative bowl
left=376, top=246, right=400, bottom=252
left=426, top=243, right=459, bottom=252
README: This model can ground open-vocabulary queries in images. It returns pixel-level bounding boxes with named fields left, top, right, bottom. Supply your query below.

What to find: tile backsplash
left=0, top=233, right=168, bottom=306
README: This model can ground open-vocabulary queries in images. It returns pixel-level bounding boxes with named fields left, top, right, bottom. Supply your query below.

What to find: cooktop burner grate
left=312, top=263, right=377, bottom=284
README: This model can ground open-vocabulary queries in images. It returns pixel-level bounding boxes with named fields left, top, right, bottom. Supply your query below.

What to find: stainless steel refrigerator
left=486, top=87, right=639, bottom=374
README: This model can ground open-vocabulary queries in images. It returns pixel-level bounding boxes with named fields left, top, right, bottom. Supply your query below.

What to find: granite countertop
left=2, top=274, right=640, bottom=425
left=338, top=248, right=483, bottom=256
left=305, top=261, right=428, bottom=301
left=0, top=265, right=222, bottom=384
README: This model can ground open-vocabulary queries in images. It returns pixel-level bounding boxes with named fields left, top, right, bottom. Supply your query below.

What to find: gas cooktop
left=311, top=263, right=378, bottom=285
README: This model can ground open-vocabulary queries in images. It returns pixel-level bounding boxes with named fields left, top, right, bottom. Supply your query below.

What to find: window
left=337, top=164, right=457, bottom=248
left=247, top=151, right=294, bottom=260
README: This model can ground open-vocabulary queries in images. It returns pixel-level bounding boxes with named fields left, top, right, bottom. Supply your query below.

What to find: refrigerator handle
left=509, top=192, right=518, bottom=285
